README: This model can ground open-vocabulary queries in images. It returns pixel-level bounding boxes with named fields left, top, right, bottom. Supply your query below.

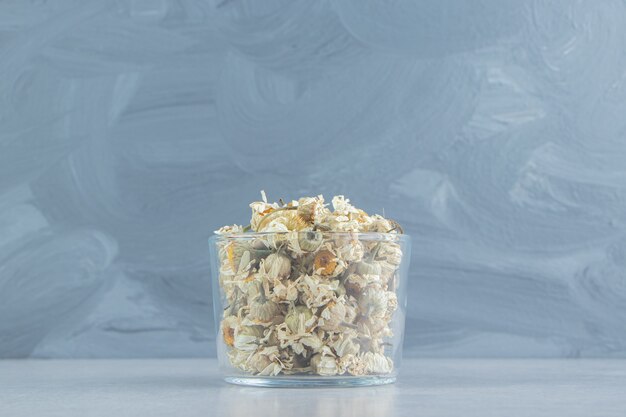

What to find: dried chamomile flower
left=378, top=260, right=398, bottom=287
left=376, top=242, right=403, bottom=266
left=385, top=292, right=398, bottom=321
left=357, top=285, right=389, bottom=319
left=312, top=244, right=346, bottom=277
left=284, top=231, right=304, bottom=256
left=288, top=231, right=324, bottom=254
left=331, top=195, right=359, bottom=216
left=362, top=352, right=393, bottom=374
left=329, top=332, right=360, bottom=357
left=260, top=252, right=292, bottom=280
left=297, top=195, right=328, bottom=224
left=277, top=305, right=322, bottom=355
left=220, top=273, right=257, bottom=310
left=343, top=273, right=368, bottom=295
left=234, top=325, right=265, bottom=352
left=248, top=298, right=281, bottom=324
left=228, top=349, right=252, bottom=371
left=264, top=232, right=289, bottom=250
left=334, top=237, right=364, bottom=263
left=267, top=275, right=300, bottom=303
left=245, top=346, right=286, bottom=376
left=222, top=315, right=239, bottom=347
left=320, top=215, right=362, bottom=232
left=339, top=354, right=366, bottom=376
left=318, top=300, right=349, bottom=332
left=296, top=332, right=325, bottom=355
left=310, top=347, right=339, bottom=376
left=223, top=290, right=247, bottom=317
left=313, top=249, right=338, bottom=276
left=297, top=275, right=339, bottom=308
left=259, top=326, right=280, bottom=347
left=257, top=209, right=309, bottom=233
left=218, top=244, right=253, bottom=283
left=241, top=274, right=264, bottom=300
left=343, top=295, right=359, bottom=323
left=357, top=315, right=392, bottom=342
left=366, top=215, right=398, bottom=233
left=321, top=195, right=372, bottom=232
left=220, top=241, right=254, bottom=275
left=215, top=224, right=245, bottom=235
left=355, top=259, right=382, bottom=276
left=283, top=355, right=312, bottom=375
left=249, top=190, right=280, bottom=231
left=284, top=305, right=316, bottom=334
left=276, top=323, right=324, bottom=355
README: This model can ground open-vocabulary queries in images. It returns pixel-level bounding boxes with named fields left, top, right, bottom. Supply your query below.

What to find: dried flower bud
left=319, top=301, right=347, bottom=331
left=362, top=352, right=393, bottom=374
left=355, top=260, right=382, bottom=276
left=286, top=231, right=324, bottom=255
left=310, top=352, right=339, bottom=376
left=249, top=299, right=281, bottom=323
left=284, top=305, right=315, bottom=334
left=298, top=231, right=324, bottom=252
left=343, top=273, right=368, bottom=295
left=358, top=285, right=389, bottom=319
left=376, top=242, right=403, bottom=266
left=219, top=241, right=252, bottom=274
left=261, top=253, right=292, bottom=280
left=234, top=325, right=264, bottom=352
left=247, top=346, right=285, bottom=376
left=246, top=351, right=272, bottom=374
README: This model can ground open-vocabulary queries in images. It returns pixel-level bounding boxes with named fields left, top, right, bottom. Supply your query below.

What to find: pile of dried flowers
left=215, top=192, right=404, bottom=377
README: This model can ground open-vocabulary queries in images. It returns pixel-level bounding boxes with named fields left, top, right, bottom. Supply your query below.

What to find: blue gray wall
left=2, top=0, right=626, bottom=358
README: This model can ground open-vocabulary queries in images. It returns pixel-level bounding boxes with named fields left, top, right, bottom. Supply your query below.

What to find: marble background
left=1, top=0, right=626, bottom=358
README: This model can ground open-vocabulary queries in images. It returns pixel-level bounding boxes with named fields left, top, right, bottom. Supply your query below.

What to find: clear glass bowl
left=209, top=231, right=411, bottom=387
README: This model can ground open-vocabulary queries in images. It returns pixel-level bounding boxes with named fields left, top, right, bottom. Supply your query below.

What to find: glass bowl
left=209, top=231, right=411, bottom=387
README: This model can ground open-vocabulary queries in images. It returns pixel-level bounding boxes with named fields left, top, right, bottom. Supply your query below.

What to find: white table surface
left=1, top=359, right=624, bottom=417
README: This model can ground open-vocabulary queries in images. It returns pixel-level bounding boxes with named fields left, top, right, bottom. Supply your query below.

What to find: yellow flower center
left=314, top=250, right=337, bottom=276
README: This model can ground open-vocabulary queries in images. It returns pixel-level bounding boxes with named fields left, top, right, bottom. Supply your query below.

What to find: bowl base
left=224, top=375, right=396, bottom=388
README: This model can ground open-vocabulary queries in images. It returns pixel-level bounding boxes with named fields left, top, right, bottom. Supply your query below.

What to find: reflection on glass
left=216, top=384, right=396, bottom=417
